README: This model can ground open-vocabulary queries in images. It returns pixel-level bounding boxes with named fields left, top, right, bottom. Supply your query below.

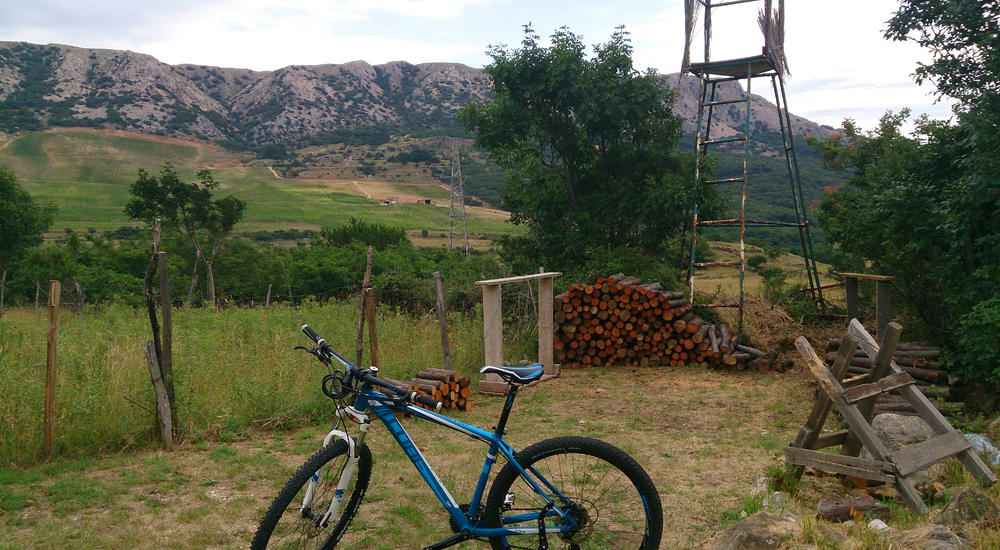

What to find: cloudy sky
left=1, top=0, right=952, bottom=130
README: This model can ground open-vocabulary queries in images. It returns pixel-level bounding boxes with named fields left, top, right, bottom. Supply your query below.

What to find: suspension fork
left=303, top=410, right=371, bottom=526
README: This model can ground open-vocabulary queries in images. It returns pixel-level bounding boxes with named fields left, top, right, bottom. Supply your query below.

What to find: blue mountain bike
left=251, top=325, right=663, bottom=549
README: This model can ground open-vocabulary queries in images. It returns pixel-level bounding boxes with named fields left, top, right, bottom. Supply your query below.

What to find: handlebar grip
left=411, top=392, right=443, bottom=412
left=301, top=324, right=321, bottom=343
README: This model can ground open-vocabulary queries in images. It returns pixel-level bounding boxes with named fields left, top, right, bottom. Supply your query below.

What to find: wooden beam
left=476, top=272, right=563, bottom=286
left=843, top=372, right=915, bottom=404
left=537, top=272, right=555, bottom=375
left=893, top=430, right=971, bottom=478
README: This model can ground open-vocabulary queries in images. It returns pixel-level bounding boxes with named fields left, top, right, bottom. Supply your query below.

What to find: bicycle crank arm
left=422, top=532, right=472, bottom=550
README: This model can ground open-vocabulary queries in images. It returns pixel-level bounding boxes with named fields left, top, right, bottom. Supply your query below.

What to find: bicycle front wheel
left=252, top=439, right=372, bottom=550
left=484, top=436, right=662, bottom=550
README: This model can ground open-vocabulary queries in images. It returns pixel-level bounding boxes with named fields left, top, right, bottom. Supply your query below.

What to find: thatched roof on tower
left=679, top=0, right=789, bottom=77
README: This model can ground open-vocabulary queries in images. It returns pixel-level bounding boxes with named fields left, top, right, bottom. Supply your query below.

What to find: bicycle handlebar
left=300, top=324, right=443, bottom=412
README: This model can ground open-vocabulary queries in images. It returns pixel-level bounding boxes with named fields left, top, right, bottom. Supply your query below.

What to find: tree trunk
left=185, top=255, right=200, bottom=305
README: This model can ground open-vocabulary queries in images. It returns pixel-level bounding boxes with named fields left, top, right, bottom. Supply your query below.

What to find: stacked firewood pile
left=553, top=274, right=790, bottom=371
left=825, top=339, right=961, bottom=414
left=383, top=368, right=472, bottom=411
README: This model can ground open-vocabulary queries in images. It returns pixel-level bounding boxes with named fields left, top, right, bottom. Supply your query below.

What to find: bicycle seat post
left=491, top=386, right=519, bottom=439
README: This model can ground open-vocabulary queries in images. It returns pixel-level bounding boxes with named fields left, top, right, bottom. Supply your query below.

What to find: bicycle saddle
left=479, top=365, right=544, bottom=386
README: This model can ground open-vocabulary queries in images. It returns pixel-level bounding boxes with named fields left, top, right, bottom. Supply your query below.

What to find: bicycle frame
left=311, top=382, right=577, bottom=541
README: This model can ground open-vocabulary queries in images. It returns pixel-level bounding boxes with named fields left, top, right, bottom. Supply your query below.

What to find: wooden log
left=415, top=369, right=457, bottom=383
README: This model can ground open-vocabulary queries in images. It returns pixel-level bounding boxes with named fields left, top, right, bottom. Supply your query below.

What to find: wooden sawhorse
left=785, top=319, right=995, bottom=513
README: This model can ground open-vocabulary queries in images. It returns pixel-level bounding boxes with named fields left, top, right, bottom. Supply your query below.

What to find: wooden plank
left=795, top=337, right=894, bottom=463
left=784, top=449, right=895, bottom=483
left=848, top=319, right=997, bottom=487
left=812, top=430, right=848, bottom=450
left=477, top=380, right=509, bottom=396
left=476, top=272, right=563, bottom=286
left=837, top=272, right=895, bottom=282
left=893, top=431, right=971, bottom=477
left=785, top=446, right=894, bottom=472
left=537, top=271, right=555, bottom=375
left=844, top=322, right=902, bottom=456
left=791, top=334, right=858, bottom=457
left=843, top=372, right=915, bottom=404
left=481, top=284, right=503, bottom=388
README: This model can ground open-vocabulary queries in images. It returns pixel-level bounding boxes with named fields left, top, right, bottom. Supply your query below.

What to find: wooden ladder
left=785, top=319, right=996, bottom=513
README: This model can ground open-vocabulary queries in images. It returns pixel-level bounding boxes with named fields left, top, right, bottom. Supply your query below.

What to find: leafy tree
left=0, top=166, right=55, bottom=274
left=886, top=1, right=1000, bottom=104
left=124, top=163, right=246, bottom=306
left=460, top=26, right=709, bottom=268
left=810, top=0, right=1000, bottom=387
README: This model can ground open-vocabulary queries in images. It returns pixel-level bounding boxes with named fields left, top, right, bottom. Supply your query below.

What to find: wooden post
left=264, top=283, right=271, bottom=307
left=845, top=277, right=859, bottom=326
left=0, top=270, right=6, bottom=318
left=44, top=280, right=61, bottom=457
left=35, top=281, right=40, bottom=310
left=364, top=287, right=379, bottom=370
left=433, top=272, right=453, bottom=371
left=157, top=251, right=175, bottom=415
left=537, top=269, right=555, bottom=376
left=72, top=279, right=84, bottom=313
left=143, top=341, right=174, bottom=451
left=476, top=272, right=562, bottom=394
left=277, top=257, right=293, bottom=307
left=355, top=246, right=374, bottom=367
left=876, top=279, right=892, bottom=339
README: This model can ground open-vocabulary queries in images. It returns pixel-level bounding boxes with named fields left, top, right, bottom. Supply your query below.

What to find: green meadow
left=0, top=129, right=517, bottom=235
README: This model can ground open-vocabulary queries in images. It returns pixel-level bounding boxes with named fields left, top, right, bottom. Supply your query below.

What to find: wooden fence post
left=0, top=270, right=6, bottom=318
left=355, top=246, right=373, bottom=367
left=143, top=342, right=174, bottom=451
left=35, top=281, right=40, bottom=310
left=364, top=287, right=380, bottom=370
left=265, top=283, right=272, bottom=307
left=44, top=280, right=61, bottom=457
left=433, top=272, right=453, bottom=371
left=157, top=251, right=175, bottom=417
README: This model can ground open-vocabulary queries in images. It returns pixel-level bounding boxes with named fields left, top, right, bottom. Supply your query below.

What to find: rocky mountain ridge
left=0, top=41, right=834, bottom=147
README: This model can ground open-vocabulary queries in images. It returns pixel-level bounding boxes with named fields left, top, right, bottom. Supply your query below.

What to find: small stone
left=895, top=524, right=968, bottom=550
left=867, top=519, right=890, bottom=532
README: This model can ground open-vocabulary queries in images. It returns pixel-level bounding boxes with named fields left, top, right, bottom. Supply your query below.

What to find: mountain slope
left=0, top=41, right=834, bottom=146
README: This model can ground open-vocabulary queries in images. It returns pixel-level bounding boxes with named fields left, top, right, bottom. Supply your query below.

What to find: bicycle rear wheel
left=252, top=439, right=372, bottom=550
left=484, top=436, right=662, bottom=550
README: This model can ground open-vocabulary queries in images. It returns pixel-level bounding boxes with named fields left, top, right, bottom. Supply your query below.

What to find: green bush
left=747, top=254, right=768, bottom=270
left=949, top=296, right=1000, bottom=385
left=320, top=217, right=405, bottom=250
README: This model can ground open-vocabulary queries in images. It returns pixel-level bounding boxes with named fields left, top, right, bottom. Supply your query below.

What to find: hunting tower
left=681, top=0, right=824, bottom=331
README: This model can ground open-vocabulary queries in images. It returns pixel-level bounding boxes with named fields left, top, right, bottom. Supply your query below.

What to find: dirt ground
left=0, top=361, right=822, bottom=549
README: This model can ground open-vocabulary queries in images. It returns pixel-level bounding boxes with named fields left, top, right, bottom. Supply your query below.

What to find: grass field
left=2, top=303, right=998, bottom=548
left=0, top=128, right=518, bottom=236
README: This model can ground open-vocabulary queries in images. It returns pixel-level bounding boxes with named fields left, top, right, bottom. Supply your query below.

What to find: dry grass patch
left=0, top=366, right=816, bottom=549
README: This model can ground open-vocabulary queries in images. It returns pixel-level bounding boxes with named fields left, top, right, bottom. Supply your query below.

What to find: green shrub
left=949, top=296, right=1000, bottom=385
left=747, top=254, right=768, bottom=270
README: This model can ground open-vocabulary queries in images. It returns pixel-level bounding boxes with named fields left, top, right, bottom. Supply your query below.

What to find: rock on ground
left=871, top=413, right=934, bottom=452
left=894, top=524, right=968, bottom=550
left=703, top=512, right=798, bottom=550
